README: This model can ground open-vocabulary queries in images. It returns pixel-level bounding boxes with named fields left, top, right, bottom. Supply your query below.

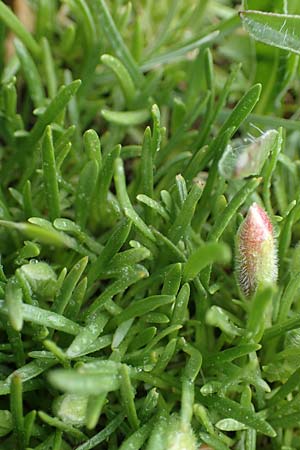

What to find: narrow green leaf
left=247, top=287, right=274, bottom=343
left=43, top=340, right=69, bottom=368
left=153, top=339, right=177, bottom=375
left=52, top=256, right=88, bottom=315
left=120, top=364, right=139, bottom=430
left=41, top=37, right=58, bottom=99
left=0, top=220, right=77, bottom=248
left=26, top=80, right=81, bottom=152
left=10, top=374, right=25, bottom=450
left=137, top=194, right=169, bottom=221
left=199, top=432, right=231, bottom=450
left=112, top=319, right=134, bottom=349
left=24, top=410, right=36, bottom=446
left=203, top=83, right=262, bottom=170
left=171, top=283, right=190, bottom=331
left=140, top=127, right=154, bottom=203
left=131, top=16, right=143, bottom=62
left=206, top=306, right=243, bottom=337
left=151, top=104, right=162, bottom=158
left=262, top=127, right=283, bottom=214
left=14, top=38, right=44, bottom=108
left=279, top=200, right=299, bottom=267
left=101, top=108, right=149, bottom=126
left=194, top=128, right=233, bottom=229
left=76, top=413, right=124, bottom=450
left=0, top=300, right=81, bottom=335
left=241, top=10, right=300, bottom=54
left=67, top=312, right=109, bottom=357
left=168, top=182, right=203, bottom=244
left=162, top=263, right=182, bottom=296
left=83, top=129, right=102, bottom=168
left=121, top=145, right=142, bottom=159
left=0, top=359, right=55, bottom=395
left=87, top=218, right=132, bottom=287
left=198, top=394, right=276, bottom=437
left=140, top=389, right=159, bottom=422
left=86, top=266, right=148, bottom=318
left=88, top=0, right=144, bottom=86
left=277, top=275, right=300, bottom=323
left=65, top=277, right=87, bottom=320
left=216, top=418, right=248, bottom=431
left=5, top=277, right=23, bottom=331
left=38, top=411, right=86, bottom=441
left=114, top=157, right=155, bottom=241
left=42, top=126, right=60, bottom=220
left=263, top=315, right=300, bottom=340
left=22, top=180, right=34, bottom=219
left=195, top=63, right=241, bottom=149
left=183, top=242, right=231, bottom=281
left=2, top=318, right=25, bottom=368
left=204, top=344, right=261, bottom=366
left=0, top=1, right=40, bottom=56
left=209, top=177, right=262, bottom=242
left=73, top=0, right=97, bottom=48
left=101, top=54, right=135, bottom=103
left=115, top=295, right=174, bottom=325
left=53, top=430, right=63, bottom=450
left=269, top=412, right=300, bottom=429
left=119, top=422, right=153, bottom=450
left=140, top=32, right=219, bottom=70
left=152, top=228, right=186, bottom=262
left=98, top=144, right=121, bottom=218
left=129, top=327, right=157, bottom=351
left=145, top=325, right=181, bottom=352
left=268, top=367, right=300, bottom=407
left=55, top=125, right=76, bottom=154
left=221, top=109, right=300, bottom=131
left=75, top=160, right=99, bottom=229
left=48, top=369, right=120, bottom=394
left=85, top=393, right=106, bottom=430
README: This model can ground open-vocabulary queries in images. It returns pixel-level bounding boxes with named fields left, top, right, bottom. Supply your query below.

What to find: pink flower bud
left=236, top=203, right=277, bottom=297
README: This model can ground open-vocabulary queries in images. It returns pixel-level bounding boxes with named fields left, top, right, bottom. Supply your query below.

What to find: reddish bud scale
left=236, top=203, right=277, bottom=297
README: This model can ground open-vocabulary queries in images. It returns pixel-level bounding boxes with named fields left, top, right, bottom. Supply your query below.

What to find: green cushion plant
left=0, top=0, right=300, bottom=449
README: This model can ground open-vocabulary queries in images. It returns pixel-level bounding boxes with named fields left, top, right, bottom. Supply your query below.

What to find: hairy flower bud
left=166, top=417, right=197, bottom=450
left=236, top=203, right=277, bottom=297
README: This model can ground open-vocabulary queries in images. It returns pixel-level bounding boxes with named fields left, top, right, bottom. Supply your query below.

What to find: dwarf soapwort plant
left=0, top=0, right=300, bottom=449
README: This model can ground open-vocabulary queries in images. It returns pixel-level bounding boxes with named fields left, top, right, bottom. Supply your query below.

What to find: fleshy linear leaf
left=48, top=368, right=120, bottom=394
left=0, top=2, right=40, bottom=56
left=101, top=109, right=150, bottom=126
left=183, top=242, right=231, bottom=281
left=0, top=300, right=81, bottom=335
left=198, top=394, right=276, bottom=437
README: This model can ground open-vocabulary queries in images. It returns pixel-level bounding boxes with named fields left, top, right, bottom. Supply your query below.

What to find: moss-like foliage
left=0, top=0, right=300, bottom=449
